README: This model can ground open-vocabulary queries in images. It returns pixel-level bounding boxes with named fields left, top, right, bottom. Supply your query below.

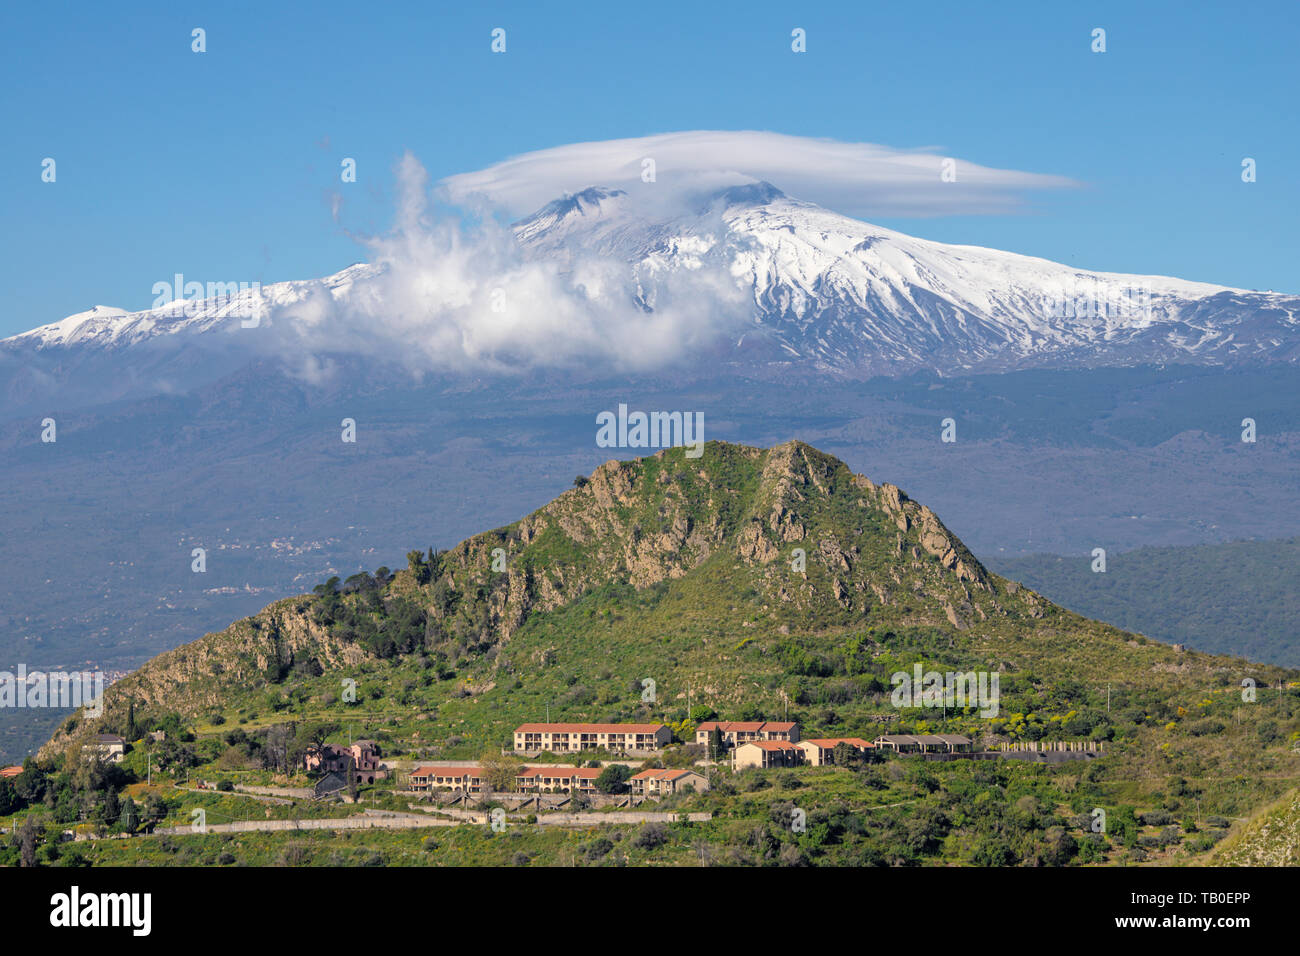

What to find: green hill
left=16, top=440, right=1300, bottom=867
left=47, top=439, right=1282, bottom=750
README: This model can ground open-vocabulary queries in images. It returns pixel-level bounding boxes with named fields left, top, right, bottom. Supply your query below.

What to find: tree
left=0, top=779, right=19, bottom=816
left=262, top=722, right=297, bottom=774
left=99, top=787, right=121, bottom=827
left=305, top=722, right=340, bottom=774
left=596, top=764, right=633, bottom=794
left=972, top=837, right=1017, bottom=866
left=833, top=741, right=864, bottom=768
left=407, top=550, right=431, bottom=585
left=16, top=817, right=43, bottom=868
left=346, top=759, right=360, bottom=802
left=142, top=793, right=166, bottom=832
left=479, top=751, right=523, bottom=792
left=709, top=728, right=724, bottom=758
left=117, top=796, right=139, bottom=834
left=12, top=759, right=46, bottom=804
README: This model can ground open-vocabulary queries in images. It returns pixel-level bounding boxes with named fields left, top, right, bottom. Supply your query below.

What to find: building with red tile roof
left=797, top=737, right=876, bottom=766
left=627, top=767, right=710, bottom=796
left=732, top=740, right=806, bottom=771
left=515, top=766, right=603, bottom=793
left=514, top=723, right=671, bottom=753
left=695, top=720, right=799, bottom=749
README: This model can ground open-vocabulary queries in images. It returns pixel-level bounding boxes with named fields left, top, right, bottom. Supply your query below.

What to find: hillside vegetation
left=14, top=440, right=1298, bottom=867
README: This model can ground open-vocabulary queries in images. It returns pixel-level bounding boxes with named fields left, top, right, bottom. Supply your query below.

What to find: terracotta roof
left=517, top=767, right=602, bottom=779
left=412, top=765, right=483, bottom=779
left=0, top=766, right=22, bottom=778
left=739, top=740, right=802, bottom=751
left=629, top=768, right=700, bottom=781
left=800, top=738, right=875, bottom=748
left=697, top=721, right=797, bottom=733
left=514, top=723, right=667, bottom=734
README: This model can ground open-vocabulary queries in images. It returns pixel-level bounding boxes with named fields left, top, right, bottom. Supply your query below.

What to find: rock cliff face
left=102, top=600, right=370, bottom=714
left=415, top=440, right=1006, bottom=641
left=40, top=439, right=1051, bottom=755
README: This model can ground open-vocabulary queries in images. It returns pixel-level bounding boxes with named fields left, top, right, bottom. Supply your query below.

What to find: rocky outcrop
left=45, top=438, right=1021, bottom=755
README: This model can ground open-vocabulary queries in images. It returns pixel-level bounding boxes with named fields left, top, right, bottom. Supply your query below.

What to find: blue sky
left=2, top=0, right=1296, bottom=337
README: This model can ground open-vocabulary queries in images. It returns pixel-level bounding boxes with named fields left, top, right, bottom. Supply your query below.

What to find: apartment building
left=695, top=721, right=800, bottom=749
left=515, top=766, right=602, bottom=794
left=732, top=740, right=806, bottom=771
left=409, top=765, right=492, bottom=793
left=513, top=723, right=671, bottom=753
left=797, top=738, right=875, bottom=766
left=627, top=768, right=710, bottom=797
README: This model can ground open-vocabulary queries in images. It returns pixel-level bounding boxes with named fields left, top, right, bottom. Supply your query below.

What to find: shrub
left=1137, top=809, right=1174, bottom=826
left=632, top=822, right=669, bottom=849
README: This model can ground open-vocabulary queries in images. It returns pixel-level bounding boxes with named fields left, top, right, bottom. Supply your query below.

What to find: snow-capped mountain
left=6, top=263, right=378, bottom=351
left=7, top=182, right=1298, bottom=376
left=511, top=183, right=1300, bottom=373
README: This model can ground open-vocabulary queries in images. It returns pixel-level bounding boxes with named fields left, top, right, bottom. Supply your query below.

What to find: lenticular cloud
left=438, top=130, right=1079, bottom=220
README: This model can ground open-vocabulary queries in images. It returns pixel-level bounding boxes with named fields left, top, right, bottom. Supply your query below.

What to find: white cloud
left=439, top=130, right=1079, bottom=219
left=253, top=134, right=1078, bottom=377
left=264, top=151, right=752, bottom=376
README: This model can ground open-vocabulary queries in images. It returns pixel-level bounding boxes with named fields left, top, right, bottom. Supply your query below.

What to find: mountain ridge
left=8, top=183, right=1297, bottom=377
left=40, top=438, right=1289, bottom=761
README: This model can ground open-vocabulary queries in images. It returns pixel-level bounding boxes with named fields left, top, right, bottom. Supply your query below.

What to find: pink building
left=305, top=740, right=387, bottom=784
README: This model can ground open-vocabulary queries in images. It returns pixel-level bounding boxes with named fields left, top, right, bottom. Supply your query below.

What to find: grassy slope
left=27, top=440, right=1300, bottom=866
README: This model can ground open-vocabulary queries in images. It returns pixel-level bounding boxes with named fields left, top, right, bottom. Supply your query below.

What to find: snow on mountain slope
left=7, top=183, right=1297, bottom=376
left=5, top=263, right=379, bottom=351
left=513, top=182, right=1299, bottom=373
